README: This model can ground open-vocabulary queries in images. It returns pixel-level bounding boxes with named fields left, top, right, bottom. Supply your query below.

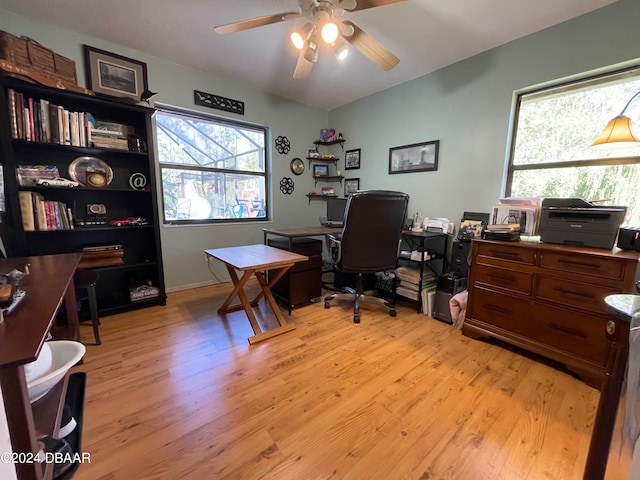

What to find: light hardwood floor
left=69, top=282, right=630, bottom=480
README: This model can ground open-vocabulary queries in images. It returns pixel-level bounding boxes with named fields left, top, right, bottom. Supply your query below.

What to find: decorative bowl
left=26, top=341, right=86, bottom=403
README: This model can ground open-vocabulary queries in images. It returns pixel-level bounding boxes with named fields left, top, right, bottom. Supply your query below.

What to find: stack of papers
left=491, top=197, right=541, bottom=236
left=485, top=223, right=520, bottom=233
left=395, top=265, right=436, bottom=301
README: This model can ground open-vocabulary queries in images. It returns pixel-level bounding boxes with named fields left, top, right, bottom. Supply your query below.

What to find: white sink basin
left=26, top=340, right=86, bottom=403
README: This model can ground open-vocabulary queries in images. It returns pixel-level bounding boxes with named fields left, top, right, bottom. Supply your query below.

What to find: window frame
left=504, top=62, right=640, bottom=204
left=153, top=104, right=270, bottom=225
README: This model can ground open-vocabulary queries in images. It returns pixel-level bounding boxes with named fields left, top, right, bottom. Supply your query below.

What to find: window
left=507, top=65, right=640, bottom=225
left=155, top=107, right=268, bottom=224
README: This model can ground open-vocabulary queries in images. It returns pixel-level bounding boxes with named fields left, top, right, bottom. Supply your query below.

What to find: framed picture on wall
left=389, top=140, right=439, bottom=174
left=344, top=178, right=360, bottom=197
left=83, top=45, right=149, bottom=101
left=345, top=148, right=361, bottom=170
left=313, top=164, right=329, bottom=177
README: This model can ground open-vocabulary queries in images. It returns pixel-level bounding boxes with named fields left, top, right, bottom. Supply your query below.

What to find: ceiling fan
left=214, top=0, right=406, bottom=78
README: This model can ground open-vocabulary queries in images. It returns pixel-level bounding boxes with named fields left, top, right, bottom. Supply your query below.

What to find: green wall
left=328, top=0, right=640, bottom=226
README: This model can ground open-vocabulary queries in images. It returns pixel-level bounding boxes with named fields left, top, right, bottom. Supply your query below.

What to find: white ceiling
left=0, top=0, right=618, bottom=110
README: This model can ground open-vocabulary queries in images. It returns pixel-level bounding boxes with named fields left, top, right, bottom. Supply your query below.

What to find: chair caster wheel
left=354, top=315, right=360, bottom=323
left=390, top=309, right=396, bottom=317
left=324, top=301, right=330, bottom=309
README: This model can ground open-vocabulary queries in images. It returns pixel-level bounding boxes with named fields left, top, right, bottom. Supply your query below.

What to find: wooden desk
left=205, top=244, right=308, bottom=344
left=263, top=225, right=342, bottom=248
left=0, top=253, right=82, bottom=480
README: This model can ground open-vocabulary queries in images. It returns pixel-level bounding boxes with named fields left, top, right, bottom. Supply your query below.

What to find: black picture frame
left=313, top=164, right=329, bottom=177
left=344, top=178, right=360, bottom=197
left=388, top=140, right=440, bottom=174
left=83, top=45, right=149, bottom=101
left=345, top=148, right=361, bottom=170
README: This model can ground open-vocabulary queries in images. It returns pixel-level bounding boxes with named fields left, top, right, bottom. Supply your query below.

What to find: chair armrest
left=326, top=234, right=342, bottom=264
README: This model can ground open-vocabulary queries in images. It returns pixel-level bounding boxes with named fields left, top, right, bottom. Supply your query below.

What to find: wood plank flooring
left=68, top=282, right=629, bottom=480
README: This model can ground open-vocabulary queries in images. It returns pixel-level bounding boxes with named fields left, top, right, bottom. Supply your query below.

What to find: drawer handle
left=548, top=322, right=588, bottom=338
left=551, top=287, right=596, bottom=300
left=556, top=258, right=601, bottom=270
left=484, top=303, right=511, bottom=315
left=486, top=273, right=516, bottom=283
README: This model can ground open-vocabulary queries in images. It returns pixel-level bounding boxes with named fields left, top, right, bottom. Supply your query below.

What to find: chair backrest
left=338, top=190, right=409, bottom=273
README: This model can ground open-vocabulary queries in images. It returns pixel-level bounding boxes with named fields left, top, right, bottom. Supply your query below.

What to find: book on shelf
left=421, top=286, right=437, bottom=316
left=7, top=88, right=18, bottom=139
left=5, top=90, right=95, bottom=147
left=18, top=191, right=35, bottom=231
left=18, top=191, right=72, bottom=231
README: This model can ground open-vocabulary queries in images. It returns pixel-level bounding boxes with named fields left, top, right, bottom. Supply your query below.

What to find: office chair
left=323, top=190, right=409, bottom=323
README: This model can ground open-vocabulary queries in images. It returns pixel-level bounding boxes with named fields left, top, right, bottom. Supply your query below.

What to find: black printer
left=538, top=198, right=626, bottom=249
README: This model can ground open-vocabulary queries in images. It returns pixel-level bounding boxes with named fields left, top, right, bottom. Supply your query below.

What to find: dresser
left=463, top=239, right=640, bottom=388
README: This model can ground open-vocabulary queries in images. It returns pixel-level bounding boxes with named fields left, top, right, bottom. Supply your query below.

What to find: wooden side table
left=205, top=244, right=308, bottom=344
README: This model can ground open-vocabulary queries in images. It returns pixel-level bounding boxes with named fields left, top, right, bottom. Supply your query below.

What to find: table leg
left=250, top=264, right=292, bottom=304
left=217, top=266, right=262, bottom=336
left=248, top=269, right=296, bottom=345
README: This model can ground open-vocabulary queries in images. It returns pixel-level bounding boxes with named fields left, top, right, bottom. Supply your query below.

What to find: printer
left=538, top=198, right=626, bottom=249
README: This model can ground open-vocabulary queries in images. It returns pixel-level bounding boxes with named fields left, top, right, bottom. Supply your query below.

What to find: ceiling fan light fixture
left=291, top=22, right=314, bottom=50
left=340, top=22, right=355, bottom=38
left=303, top=35, right=319, bottom=63
left=320, top=21, right=339, bottom=44
left=333, top=39, right=349, bottom=60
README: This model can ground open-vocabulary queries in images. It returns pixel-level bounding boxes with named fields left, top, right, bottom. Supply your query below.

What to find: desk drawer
left=476, top=243, right=536, bottom=265
left=535, top=276, right=621, bottom=315
left=268, top=237, right=322, bottom=256
left=539, top=251, right=624, bottom=280
left=473, top=264, right=533, bottom=295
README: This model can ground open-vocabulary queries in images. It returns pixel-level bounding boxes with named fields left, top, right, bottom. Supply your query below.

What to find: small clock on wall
left=290, top=157, right=304, bottom=175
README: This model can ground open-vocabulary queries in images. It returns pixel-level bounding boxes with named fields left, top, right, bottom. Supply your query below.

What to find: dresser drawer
left=535, top=276, right=621, bottom=315
left=539, top=251, right=624, bottom=280
left=476, top=243, right=536, bottom=265
left=469, top=288, right=609, bottom=365
left=468, top=288, right=534, bottom=338
left=473, top=264, right=533, bottom=295
left=532, top=302, right=609, bottom=365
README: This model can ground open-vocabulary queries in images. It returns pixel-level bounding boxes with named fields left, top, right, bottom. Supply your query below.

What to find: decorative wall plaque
left=194, top=90, right=244, bottom=115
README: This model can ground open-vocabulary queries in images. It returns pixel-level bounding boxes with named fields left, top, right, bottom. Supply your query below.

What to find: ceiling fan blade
left=293, top=49, right=314, bottom=79
left=214, top=11, right=300, bottom=35
left=342, top=20, right=399, bottom=71
left=342, top=0, right=407, bottom=12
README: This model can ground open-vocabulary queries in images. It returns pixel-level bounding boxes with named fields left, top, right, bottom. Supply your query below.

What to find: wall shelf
left=306, top=194, right=339, bottom=204
left=313, top=139, right=345, bottom=151
left=313, top=175, right=343, bottom=186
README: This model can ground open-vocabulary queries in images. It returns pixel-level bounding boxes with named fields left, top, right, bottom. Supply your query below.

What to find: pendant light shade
left=591, top=91, right=640, bottom=149
left=590, top=115, right=640, bottom=149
